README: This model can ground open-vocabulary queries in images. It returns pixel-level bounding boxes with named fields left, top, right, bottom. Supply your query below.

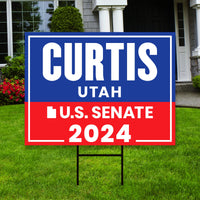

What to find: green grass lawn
left=0, top=104, right=199, bottom=200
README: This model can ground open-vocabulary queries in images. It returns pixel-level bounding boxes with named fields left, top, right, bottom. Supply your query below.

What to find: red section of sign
left=25, top=102, right=175, bottom=145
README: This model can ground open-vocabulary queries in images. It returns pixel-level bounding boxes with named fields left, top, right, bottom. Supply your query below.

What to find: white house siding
left=189, top=5, right=197, bottom=54
left=83, top=0, right=99, bottom=32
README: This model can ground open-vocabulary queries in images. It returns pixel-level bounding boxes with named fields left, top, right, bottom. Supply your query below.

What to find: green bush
left=1, top=54, right=25, bottom=80
left=50, top=6, right=84, bottom=32
left=192, top=75, right=200, bottom=89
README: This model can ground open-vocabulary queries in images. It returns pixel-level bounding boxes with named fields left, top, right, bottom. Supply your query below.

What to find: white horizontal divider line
left=28, top=35, right=173, bottom=143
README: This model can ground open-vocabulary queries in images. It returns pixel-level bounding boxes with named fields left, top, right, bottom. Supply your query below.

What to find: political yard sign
left=25, top=33, right=175, bottom=146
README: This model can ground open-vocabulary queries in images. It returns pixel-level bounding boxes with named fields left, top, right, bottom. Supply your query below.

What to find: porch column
left=112, top=6, right=125, bottom=32
left=191, top=0, right=200, bottom=56
left=195, top=6, right=200, bottom=55
left=98, top=7, right=111, bottom=32
left=92, top=0, right=127, bottom=32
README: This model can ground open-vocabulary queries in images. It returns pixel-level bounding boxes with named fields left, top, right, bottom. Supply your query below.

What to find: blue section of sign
left=25, top=32, right=175, bottom=102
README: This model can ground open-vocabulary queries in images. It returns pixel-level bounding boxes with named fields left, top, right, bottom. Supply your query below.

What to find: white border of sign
left=28, top=35, right=173, bottom=143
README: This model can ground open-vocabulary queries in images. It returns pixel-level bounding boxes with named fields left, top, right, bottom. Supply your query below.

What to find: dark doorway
left=124, top=0, right=175, bottom=32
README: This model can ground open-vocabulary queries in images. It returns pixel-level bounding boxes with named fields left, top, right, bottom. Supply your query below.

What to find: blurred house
left=0, top=0, right=200, bottom=82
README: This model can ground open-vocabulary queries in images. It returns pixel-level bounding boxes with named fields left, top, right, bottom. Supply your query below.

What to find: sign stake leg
left=77, top=146, right=79, bottom=185
left=121, top=145, right=124, bottom=185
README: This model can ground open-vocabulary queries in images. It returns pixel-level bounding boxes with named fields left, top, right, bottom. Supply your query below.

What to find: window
left=59, top=0, right=75, bottom=7
left=12, top=1, right=54, bottom=56
left=0, top=0, right=76, bottom=64
left=177, top=3, right=185, bottom=46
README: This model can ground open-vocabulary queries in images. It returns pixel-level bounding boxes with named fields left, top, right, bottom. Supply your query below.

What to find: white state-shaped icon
left=47, top=106, right=57, bottom=119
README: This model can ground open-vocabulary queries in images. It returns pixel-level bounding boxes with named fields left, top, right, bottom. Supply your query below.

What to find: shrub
left=1, top=54, right=25, bottom=80
left=192, top=75, right=200, bottom=89
left=0, top=78, right=24, bottom=106
left=50, top=6, right=84, bottom=32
